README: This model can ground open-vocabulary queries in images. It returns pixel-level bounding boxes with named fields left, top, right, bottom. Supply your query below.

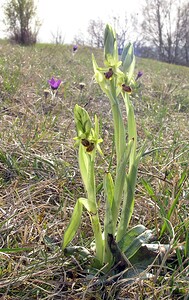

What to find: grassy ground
left=0, top=40, right=188, bottom=299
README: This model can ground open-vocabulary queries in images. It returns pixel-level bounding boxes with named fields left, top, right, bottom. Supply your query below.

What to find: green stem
left=87, top=154, right=96, bottom=201
left=79, top=145, right=104, bottom=265
left=88, top=154, right=104, bottom=264
left=108, top=81, right=126, bottom=165
left=105, top=82, right=128, bottom=234
left=123, top=93, right=137, bottom=167
left=116, top=93, right=139, bottom=242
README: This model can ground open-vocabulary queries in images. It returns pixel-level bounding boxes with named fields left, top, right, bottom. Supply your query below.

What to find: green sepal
left=92, top=54, right=111, bottom=95
left=79, top=197, right=97, bottom=214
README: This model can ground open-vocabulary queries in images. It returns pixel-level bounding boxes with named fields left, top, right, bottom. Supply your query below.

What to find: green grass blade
left=185, top=230, right=189, bottom=258
left=141, top=178, right=157, bottom=199
left=0, top=247, right=32, bottom=253
left=160, top=169, right=188, bottom=237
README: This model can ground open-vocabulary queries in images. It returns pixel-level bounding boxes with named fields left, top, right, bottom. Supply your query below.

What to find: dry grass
left=0, top=40, right=189, bottom=299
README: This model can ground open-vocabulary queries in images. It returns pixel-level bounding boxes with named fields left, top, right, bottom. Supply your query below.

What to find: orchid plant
left=63, top=25, right=151, bottom=270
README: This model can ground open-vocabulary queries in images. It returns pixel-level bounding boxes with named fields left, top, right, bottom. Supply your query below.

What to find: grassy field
left=0, top=40, right=189, bottom=299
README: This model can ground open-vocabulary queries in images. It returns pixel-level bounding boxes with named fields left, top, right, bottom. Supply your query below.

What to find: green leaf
left=103, top=173, right=115, bottom=265
left=64, top=246, right=91, bottom=258
left=121, top=43, right=135, bottom=82
left=118, top=225, right=147, bottom=252
left=109, top=137, right=132, bottom=229
left=78, top=143, right=90, bottom=191
left=104, top=173, right=114, bottom=234
left=116, top=160, right=139, bottom=242
left=62, top=199, right=83, bottom=250
left=111, top=151, right=128, bottom=231
left=125, top=229, right=154, bottom=259
left=104, top=173, right=114, bottom=208
left=79, top=197, right=96, bottom=214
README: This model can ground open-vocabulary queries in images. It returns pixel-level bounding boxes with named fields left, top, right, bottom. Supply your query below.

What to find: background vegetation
left=2, top=0, right=189, bottom=66
left=3, top=0, right=40, bottom=45
left=76, top=0, right=189, bottom=66
left=0, top=40, right=188, bottom=299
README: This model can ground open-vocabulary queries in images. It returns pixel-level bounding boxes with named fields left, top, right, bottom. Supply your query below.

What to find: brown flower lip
left=86, top=143, right=95, bottom=152
left=81, top=139, right=95, bottom=152
left=122, top=84, right=132, bottom=93
left=81, top=139, right=90, bottom=147
left=104, top=68, right=113, bottom=79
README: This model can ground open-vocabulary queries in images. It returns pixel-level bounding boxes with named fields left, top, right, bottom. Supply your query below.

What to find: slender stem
left=87, top=154, right=96, bottom=202
left=88, top=154, right=104, bottom=264
left=106, top=82, right=128, bottom=234
left=116, top=93, right=138, bottom=242
left=108, top=81, right=127, bottom=165
left=80, top=147, right=104, bottom=265
left=123, top=93, right=137, bottom=167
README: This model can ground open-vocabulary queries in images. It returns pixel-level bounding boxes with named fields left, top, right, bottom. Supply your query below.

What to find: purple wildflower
left=48, top=77, right=61, bottom=90
left=135, top=71, right=143, bottom=81
left=73, top=45, right=78, bottom=52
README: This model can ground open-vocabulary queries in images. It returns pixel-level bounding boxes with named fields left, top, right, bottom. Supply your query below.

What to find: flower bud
left=74, top=104, right=92, bottom=138
left=104, top=24, right=118, bottom=66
